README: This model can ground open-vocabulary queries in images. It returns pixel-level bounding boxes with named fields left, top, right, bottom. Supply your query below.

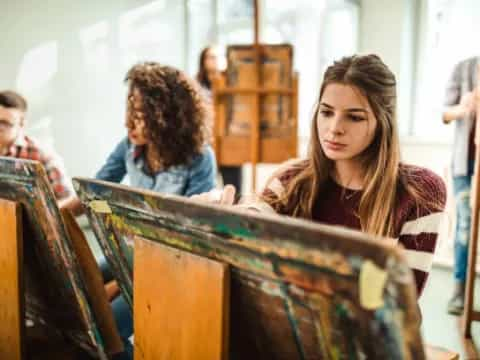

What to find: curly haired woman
left=92, top=63, right=217, bottom=360
left=96, top=62, right=217, bottom=195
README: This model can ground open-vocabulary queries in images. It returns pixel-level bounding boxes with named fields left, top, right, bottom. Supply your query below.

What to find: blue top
left=96, top=137, right=217, bottom=196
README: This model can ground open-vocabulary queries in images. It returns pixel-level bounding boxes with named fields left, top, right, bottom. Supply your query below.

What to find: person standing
left=443, top=56, right=479, bottom=315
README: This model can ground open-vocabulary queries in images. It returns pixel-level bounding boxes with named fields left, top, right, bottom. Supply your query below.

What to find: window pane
left=264, top=0, right=359, bottom=138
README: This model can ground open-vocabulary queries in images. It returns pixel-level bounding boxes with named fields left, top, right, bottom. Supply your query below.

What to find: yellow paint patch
left=89, top=200, right=112, bottom=214
left=359, top=260, right=387, bottom=310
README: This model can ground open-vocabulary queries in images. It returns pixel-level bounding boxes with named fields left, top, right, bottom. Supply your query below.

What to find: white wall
left=358, top=0, right=419, bottom=136
left=1, top=0, right=185, bottom=178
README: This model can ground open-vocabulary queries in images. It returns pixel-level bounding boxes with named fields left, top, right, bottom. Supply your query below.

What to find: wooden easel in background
left=463, top=65, right=480, bottom=339
left=212, top=0, right=298, bottom=191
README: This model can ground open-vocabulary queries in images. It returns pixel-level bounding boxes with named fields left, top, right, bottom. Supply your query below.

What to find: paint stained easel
left=74, top=177, right=426, bottom=359
left=0, top=157, right=121, bottom=359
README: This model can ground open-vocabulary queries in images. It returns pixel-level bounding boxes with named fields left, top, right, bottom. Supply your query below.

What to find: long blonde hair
left=264, top=54, right=419, bottom=237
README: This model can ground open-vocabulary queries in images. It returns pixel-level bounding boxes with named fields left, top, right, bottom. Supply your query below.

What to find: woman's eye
left=349, top=115, right=365, bottom=122
left=320, top=110, right=333, bottom=117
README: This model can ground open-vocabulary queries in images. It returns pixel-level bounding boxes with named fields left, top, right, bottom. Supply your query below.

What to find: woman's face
left=204, top=48, right=219, bottom=73
left=126, top=87, right=148, bottom=146
left=317, top=83, right=377, bottom=162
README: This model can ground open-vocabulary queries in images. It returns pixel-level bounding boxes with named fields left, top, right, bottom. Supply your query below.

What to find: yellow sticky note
left=359, top=260, right=387, bottom=310
left=89, top=200, right=112, bottom=214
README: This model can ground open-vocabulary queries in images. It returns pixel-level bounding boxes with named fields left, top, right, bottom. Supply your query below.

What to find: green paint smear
left=334, top=303, right=359, bottom=360
left=213, top=222, right=255, bottom=238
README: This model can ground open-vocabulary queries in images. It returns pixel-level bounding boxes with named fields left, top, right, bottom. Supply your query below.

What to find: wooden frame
left=0, top=199, right=24, bottom=359
left=74, top=177, right=426, bottom=359
left=0, top=157, right=122, bottom=359
left=212, top=1, right=298, bottom=191
left=463, top=66, right=480, bottom=337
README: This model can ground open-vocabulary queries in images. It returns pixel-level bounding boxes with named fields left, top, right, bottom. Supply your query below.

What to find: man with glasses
left=0, top=90, right=74, bottom=205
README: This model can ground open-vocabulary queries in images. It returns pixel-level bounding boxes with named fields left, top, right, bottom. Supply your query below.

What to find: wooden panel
left=215, top=86, right=294, bottom=95
left=61, top=209, right=124, bottom=356
left=217, top=136, right=297, bottom=165
left=0, top=199, right=24, bottom=359
left=471, top=310, right=480, bottom=322
left=225, top=44, right=294, bottom=138
left=134, top=236, right=229, bottom=360
left=425, top=344, right=459, bottom=360
left=463, top=65, right=480, bottom=337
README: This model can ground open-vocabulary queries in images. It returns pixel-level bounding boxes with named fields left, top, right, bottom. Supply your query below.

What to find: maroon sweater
left=259, top=161, right=447, bottom=297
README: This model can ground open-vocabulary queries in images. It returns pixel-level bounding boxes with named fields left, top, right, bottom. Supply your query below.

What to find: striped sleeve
left=397, top=168, right=447, bottom=297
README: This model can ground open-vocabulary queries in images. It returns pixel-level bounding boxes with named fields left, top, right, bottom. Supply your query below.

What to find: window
left=413, top=0, right=480, bottom=141
left=263, top=0, right=359, bottom=137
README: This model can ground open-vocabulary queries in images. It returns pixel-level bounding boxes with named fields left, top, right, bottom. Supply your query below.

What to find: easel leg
left=0, top=199, right=24, bottom=359
left=463, top=176, right=480, bottom=337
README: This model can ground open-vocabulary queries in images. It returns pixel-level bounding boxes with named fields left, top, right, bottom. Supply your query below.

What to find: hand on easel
left=105, top=280, right=121, bottom=302
left=190, top=184, right=237, bottom=206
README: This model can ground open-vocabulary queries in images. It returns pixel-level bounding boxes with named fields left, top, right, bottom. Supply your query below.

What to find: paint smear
left=359, top=260, right=387, bottom=310
left=89, top=200, right=112, bottom=214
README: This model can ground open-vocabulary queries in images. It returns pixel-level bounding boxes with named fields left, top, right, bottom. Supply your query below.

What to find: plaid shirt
left=5, top=134, right=73, bottom=199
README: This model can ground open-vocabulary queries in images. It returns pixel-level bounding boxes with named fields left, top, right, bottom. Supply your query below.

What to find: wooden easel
left=0, top=199, right=24, bottom=360
left=212, top=0, right=298, bottom=191
left=75, top=176, right=461, bottom=359
left=463, top=65, right=480, bottom=338
left=0, top=198, right=123, bottom=359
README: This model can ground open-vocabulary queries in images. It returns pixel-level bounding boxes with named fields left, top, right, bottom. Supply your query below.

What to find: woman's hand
left=190, top=184, right=237, bottom=205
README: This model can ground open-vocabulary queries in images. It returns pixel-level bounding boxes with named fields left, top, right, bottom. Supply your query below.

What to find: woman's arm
left=397, top=171, right=447, bottom=297
left=184, top=146, right=217, bottom=196
left=95, top=138, right=129, bottom=183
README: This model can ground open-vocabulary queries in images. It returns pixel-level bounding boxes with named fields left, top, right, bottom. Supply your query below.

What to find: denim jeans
left=453, top=160, right=475, bottom=282
left=98, top=257, right=134, bottom=359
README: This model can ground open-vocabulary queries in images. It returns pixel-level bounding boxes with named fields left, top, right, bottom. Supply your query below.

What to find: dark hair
left=125, top=62, right=210, bottom=168
left=196, top=47, right=213, bottom=89
left=0, top=90, right=28, bottom=112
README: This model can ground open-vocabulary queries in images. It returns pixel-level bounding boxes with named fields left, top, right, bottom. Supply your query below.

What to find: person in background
left=443, top=56, right=479, bottom=315
left=197, top=45, right=243, bottom=194
left=0, top=90, right=75, bottom=207
left=96, top=62, right=217, bottom=196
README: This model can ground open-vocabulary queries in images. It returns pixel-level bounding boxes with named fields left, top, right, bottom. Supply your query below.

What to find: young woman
left=196, top=46, right=220, bottom=94
left=93, top=62, right=217, bottom=360
left=194, top=54, right=447, bottom=298
left=96, top=62, right=216, bottom=195
left=196, top=45, right=243, bottom=193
